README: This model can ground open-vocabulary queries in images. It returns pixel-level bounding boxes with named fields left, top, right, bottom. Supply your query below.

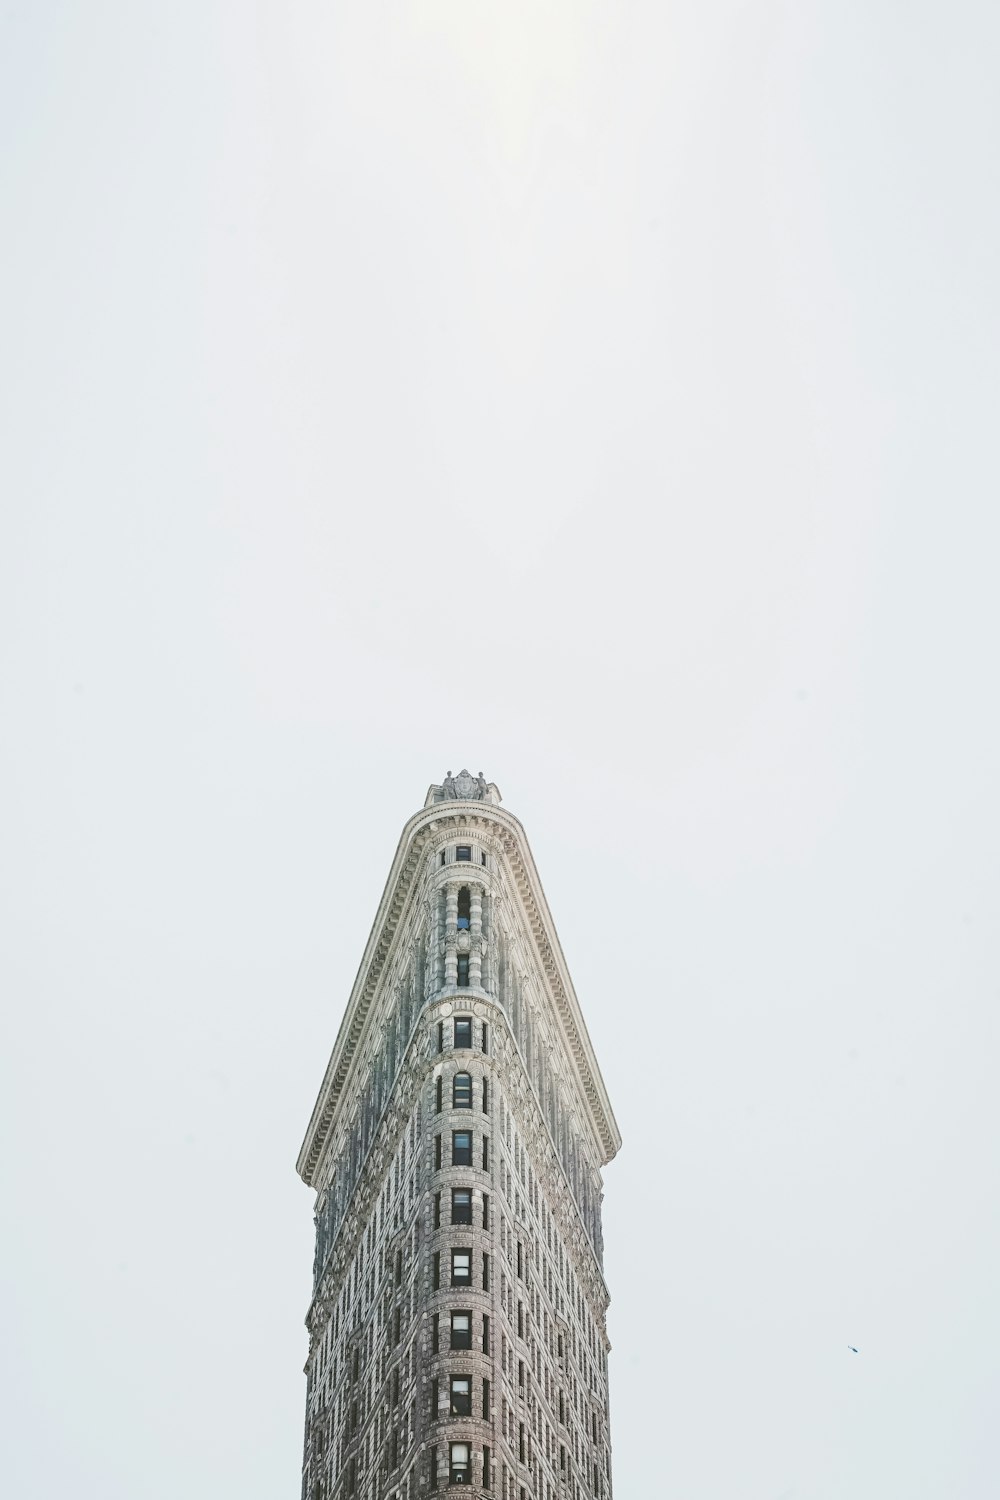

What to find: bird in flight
left=848, top=1346, right=859, bottom=1354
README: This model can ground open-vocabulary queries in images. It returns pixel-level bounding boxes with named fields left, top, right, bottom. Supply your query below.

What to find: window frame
left=451, top=1187, right=473, bottom=1225
left=449, top=1374, right=471, bottom=1417
left=450, top=1310, right=472, bottom=1351
left=449, top=1441, right=471, bottom=1485
left=452, top=1129, right=473, bottom=1166
left=451, top=1248, right=472, bottom=1286
left=452, top=1071, right=473, bottom=1109
left=454, top=1017, right=472, bottom=1048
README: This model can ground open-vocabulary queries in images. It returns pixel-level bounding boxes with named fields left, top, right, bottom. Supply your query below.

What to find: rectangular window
left=430, top=1377, right=439, bottom=1420
left=432, top=1312, right=439, bottom=1353
left=560, top=1445, right=566, bottom=1471
left=482, top=1252, right=490, bottom=1290
left=453, top=1072, right=472, bottom=1108
left=518, top=1360, right=524, bottom=1391
left=482, top=1192, right=490, bottom=1229
left=517, top=1301, right=523, bottom=1337
left=450, top=1375, right=471, bottom=1416
left=440, top=851, right=446, bottom=866
left=454, top=1017, right=472, bottom=1048
left=437, top=1021, right=444, bottom=1053
left=482, top=1023, right=489, bottom=1055
left=432, top=1252, right=440, bottom=1290
left=429, top=1446, right=438, bottom=1490
left=517, top=1242, right=523, bottom=1278
left=456, top=955, right=470, bottom=987
left=434, top=1135, right=442, bottom=1171
left=452, top=1130, right=473, bottom=1166
left=482, top=1134, right=489, bottom=1170
left=457, top=887, right=471, bottom=930
left=482, top=1314, right=490, bottom=1354
left=450, top=1442, right=471, bottom=1484
left=451, top=1188, right=473, bottom=1225
left=435, top=1076, right=443, bottom=1113
left=450, top=1311, right=472, bottom=1350
left=519, top=1423, right=525, bottom=1463
left=484, top=1445, right=492, bottom=1489
left=481, top=850, right=487, bottom=865
left=451, top=1249, right=472, bottom=1286
left=483, top=1378, right=491, bottom=1420
left=482, top=1079, right=489, bottom=1116
left=456, top=846, right=472, bottom=862
left=434, top=1192, right=441, bottom=1229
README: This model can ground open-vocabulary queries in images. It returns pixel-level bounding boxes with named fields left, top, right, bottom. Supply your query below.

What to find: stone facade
left=297, top=775, right=621, bottom=1500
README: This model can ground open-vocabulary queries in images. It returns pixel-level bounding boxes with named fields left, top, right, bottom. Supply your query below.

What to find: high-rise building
left=297, top=772, right=620, bottom=1500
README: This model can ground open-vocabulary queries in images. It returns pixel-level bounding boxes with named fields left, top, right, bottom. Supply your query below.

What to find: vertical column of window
left=444, top=885, right=459, bottom=989
left=479, top=892, right=491, bottom=992
left=469, top=885, right=483, bottom=987
left=435, top=889, right=447, bottom=990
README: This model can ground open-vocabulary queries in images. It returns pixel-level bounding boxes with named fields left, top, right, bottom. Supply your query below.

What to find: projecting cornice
left=296, top=801, right=621, bottom=1189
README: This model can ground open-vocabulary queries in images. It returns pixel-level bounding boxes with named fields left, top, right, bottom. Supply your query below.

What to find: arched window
left=453, top=1072, right=472, bottom=1109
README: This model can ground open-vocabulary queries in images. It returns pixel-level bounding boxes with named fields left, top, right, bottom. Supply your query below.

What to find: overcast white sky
left=2, top=4, right=999, bottom=1497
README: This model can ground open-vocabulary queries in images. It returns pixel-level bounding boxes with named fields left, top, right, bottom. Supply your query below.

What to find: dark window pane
left=456, top=846, right=472, bottom=861
left=456, top=955, right=470, bottom=987
left=451, top=1188, right=472, bottom=1225
left=454, top=1018, right=472, bottom=1048
left=452, top=1131, right=473, bottom=1166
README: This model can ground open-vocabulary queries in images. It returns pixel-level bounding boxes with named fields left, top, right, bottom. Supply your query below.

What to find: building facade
left=297, top=772, right=620, bottom=1500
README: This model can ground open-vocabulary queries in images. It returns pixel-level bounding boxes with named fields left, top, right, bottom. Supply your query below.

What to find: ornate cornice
left=296, top=801, right=621, bottom=1188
